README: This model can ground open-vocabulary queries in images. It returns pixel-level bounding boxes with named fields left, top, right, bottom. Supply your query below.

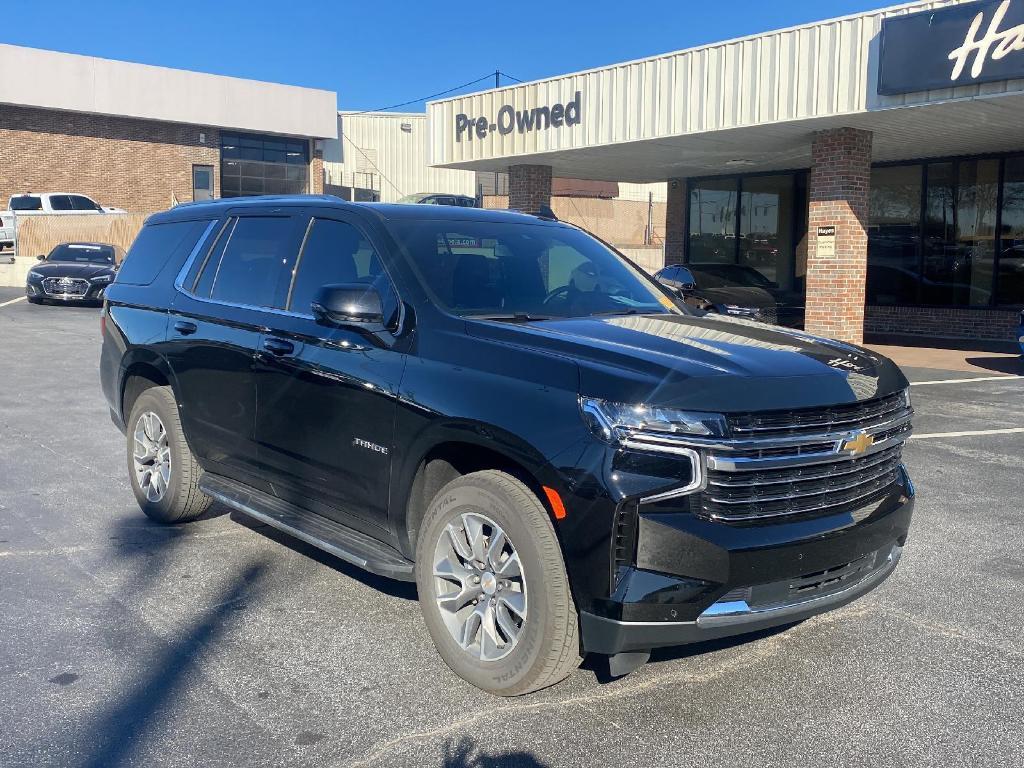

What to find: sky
left=3, top=0, right=892, bottom=111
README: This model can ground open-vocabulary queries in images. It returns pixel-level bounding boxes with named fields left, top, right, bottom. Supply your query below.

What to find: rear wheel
left=415, top=470, right=581, bottom=696
left=126, top=386, right=211, bottom=523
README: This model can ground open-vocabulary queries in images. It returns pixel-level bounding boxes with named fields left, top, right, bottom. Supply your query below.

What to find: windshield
left=690, top=264, right=774, bottom=289
left=47, top=244, right=115, bottom=264
left=388, top=220, right=675, bottom=319
left=9, top=196, right=42, bottom=211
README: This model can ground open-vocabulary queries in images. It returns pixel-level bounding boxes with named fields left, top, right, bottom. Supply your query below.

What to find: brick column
left=805, top=127, right=873, bottom=344
left=508, top=164, right=552, bottom=215
left=664, top=178, right=688, bottom=264
left=310, top=140, right=324, bottom=195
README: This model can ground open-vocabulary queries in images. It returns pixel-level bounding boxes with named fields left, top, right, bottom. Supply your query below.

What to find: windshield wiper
left=465, top=312, right=555, bottom=323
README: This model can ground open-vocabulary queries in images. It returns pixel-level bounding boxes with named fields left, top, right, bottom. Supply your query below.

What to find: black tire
left=414, top=470, right=582, bottom=696
left=126, top=385, right=211, bottom=523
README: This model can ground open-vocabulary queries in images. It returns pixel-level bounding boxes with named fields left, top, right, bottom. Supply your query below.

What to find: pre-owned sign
left=455, top=92, right=582, bottom=142
left=878, top=0, right=1024, bottom=95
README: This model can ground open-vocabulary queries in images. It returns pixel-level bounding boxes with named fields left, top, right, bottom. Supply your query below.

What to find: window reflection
left=867, top=165, right=921, bottom=305
left=998, top=157, right=1024, bottom=307
left=739, top=175, right=796, bottom=290
left=689, top=179, right=737, bottom=263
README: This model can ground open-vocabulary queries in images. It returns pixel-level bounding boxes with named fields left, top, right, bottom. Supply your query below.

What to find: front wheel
left=415, top=470, right=582, bottom=696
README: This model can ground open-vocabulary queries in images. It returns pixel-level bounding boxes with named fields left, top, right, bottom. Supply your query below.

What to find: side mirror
left=311, top=283, right=384, bottom=328
left=675, top=266, right=697, bottom=291
left=36, top=254, right=46, bottom=261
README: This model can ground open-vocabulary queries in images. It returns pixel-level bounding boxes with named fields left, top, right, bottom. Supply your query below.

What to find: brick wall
left=508, top=164, right=552, bottom=215
left=0, top=105, right=220, bottom=213
left=0, top=104, right=322, bottom=214
left=664, top=178, right=687, bottom=264
left=805, top=127, right=873, bottom=344
left=866, top=305, right=1019, bottom=341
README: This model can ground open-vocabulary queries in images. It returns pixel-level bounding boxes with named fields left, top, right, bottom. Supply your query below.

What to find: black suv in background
left=655, top=263, right=806, bottom=328
left=100, top=196, right=914, bottom=695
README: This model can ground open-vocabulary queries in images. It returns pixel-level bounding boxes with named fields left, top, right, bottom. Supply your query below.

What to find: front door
left=193, top=165, right=215, bottom=202
left=253, top=212, right=405, bottom=537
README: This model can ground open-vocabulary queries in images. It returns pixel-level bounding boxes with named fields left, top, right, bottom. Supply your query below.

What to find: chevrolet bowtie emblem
left=842, top=431, right=875, bottom=455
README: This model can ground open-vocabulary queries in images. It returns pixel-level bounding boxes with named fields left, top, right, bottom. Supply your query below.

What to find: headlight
left=91, top=274, right=113, bottom=284
left=27, top=270, right=44, bottom=280
left=580, top=397, right=727, bottom=443
left=900, top=387, right=912, bottom=410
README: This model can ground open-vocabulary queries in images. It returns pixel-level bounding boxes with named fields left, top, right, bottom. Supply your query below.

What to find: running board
left=200, top=474, right=415, bottom=581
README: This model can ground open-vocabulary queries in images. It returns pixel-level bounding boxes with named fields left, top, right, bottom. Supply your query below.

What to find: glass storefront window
left=689, top=179, right=737, bottom=263
left=998, top=157, right=1024, bottom=307
left=867, top=165, right=922, bottom=305
left=922, top=159, right=997, bottom=306
left=739, top=175, right=796, bottom=290
left=220, top=132, right=310, bottom=198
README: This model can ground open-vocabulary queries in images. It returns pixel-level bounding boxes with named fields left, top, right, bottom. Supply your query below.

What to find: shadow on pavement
left=76, top=559, right=271, bottom=768
left=962, top=355, right=1023, bottom=375
left=228, top=509, right=419, bottom=601
left=581, top=622, right=798, bottom=684
left=442, top=736, right=551, bottom=768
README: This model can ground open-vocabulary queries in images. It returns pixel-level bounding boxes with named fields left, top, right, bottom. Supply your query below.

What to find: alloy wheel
left=133, top=411, right=171, bottom=503
left=433, top=512, right=528, bottom=662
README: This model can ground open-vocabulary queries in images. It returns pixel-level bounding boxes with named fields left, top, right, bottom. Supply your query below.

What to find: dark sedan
left=655, top=263, right=805, bottom=328
left=25, top=243, right=121, bottom=305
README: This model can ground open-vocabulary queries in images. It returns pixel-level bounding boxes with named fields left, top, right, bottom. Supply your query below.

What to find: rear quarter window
left=116, top=219, right=213, bottom=286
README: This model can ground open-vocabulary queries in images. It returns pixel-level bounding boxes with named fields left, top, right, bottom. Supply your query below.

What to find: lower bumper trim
left=581, top=545, right=901, bottom=654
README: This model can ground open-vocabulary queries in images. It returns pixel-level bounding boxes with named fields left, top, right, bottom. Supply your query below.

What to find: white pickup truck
left=1, top=193, right=126, bottom=254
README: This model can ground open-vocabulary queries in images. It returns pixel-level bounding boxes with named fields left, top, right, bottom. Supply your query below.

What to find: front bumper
left=579, top=467, right=914, bottom=654
left=583, top=542, right=903, bottom=653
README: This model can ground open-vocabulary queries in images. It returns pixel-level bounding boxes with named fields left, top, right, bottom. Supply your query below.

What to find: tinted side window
left=117, top=219, right=212, bottom=286
left=209, top=216, right=293, bottom=308
left=288, top=218, right=398, bottom=325
left=9, top=196, right=42, bottom=211
left=49, top=195, right=74, bottom=211
left=69, top=195, right=102, bottom=211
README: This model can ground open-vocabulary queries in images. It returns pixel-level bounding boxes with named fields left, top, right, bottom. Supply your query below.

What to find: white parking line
left=911, top=427, right=1024, bottom=440
left=911, top=375, right=1024, bottom=386
left=0, top=296, right=26, bottom=308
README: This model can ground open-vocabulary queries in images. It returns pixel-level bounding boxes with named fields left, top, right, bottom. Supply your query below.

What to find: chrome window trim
left=172, top=219, right=221, bottom=293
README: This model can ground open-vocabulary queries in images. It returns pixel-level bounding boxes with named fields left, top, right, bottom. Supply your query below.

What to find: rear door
left=253, top=210, right=406, bottom=536
left=167, top=209, right=304, bottom=488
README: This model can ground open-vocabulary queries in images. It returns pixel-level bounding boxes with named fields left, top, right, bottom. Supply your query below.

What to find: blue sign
left=878, top=0, right=1024, bottom=95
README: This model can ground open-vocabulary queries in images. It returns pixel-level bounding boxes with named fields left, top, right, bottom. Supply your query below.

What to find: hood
left=466, top=313, right=907, bottom=412
left=29, top=262, right=115, bottom=279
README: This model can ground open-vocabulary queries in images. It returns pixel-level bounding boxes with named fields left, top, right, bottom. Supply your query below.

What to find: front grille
left=699, top=393, right=912, bottom=523
left=728, top=391, right=907, bottom=438
left=703, top=445, right=903, bottom=521
left=42, top=277, right=89, bottom=296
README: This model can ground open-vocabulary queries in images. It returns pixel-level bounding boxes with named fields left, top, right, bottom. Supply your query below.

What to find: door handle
left=262, top=337, right=295, bottom=356
left=173, top=320, right=197, bottom=336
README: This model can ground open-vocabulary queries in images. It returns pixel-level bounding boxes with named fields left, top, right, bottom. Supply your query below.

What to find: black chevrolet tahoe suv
left=100, top=196, right=915, bottom=696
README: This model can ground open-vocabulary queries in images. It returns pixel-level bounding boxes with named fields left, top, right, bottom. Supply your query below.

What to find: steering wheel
left=542, top=285, right=571, bottom=306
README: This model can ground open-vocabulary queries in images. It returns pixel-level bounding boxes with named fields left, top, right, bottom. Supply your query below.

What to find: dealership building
left=428, top=0, right=1024, bottom=343
left=0, top=44, right=336, bottom=213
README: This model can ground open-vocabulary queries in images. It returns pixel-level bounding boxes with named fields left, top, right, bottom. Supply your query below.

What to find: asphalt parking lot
left=1, top=287, right=1022, bottom=768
